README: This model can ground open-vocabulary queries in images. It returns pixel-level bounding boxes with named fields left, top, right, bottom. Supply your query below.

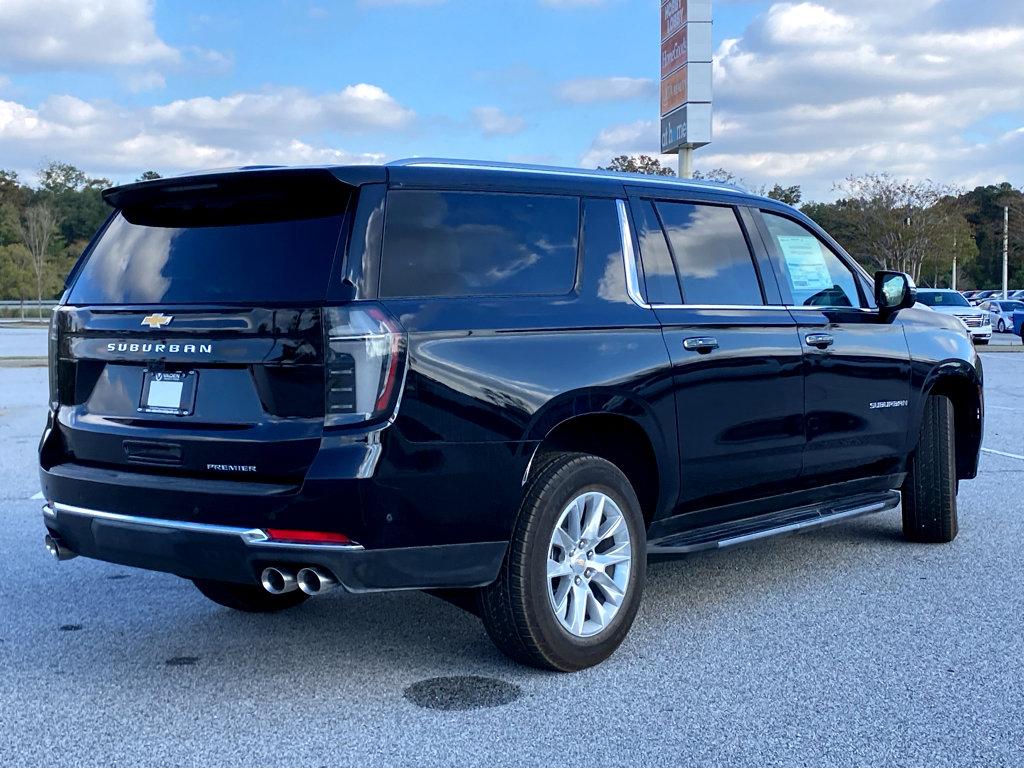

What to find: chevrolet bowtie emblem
left=141, top=313, right=173, bottom=329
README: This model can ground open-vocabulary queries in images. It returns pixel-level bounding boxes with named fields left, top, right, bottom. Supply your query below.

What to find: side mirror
left=874, top=271, right=916, bottom=315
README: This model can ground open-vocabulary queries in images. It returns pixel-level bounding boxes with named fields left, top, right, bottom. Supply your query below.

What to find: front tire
left=901, top=394, right=958, bottom=543
left=997, top=318, right=1006, bottom=333
left=193, top=579, right=309, bottom=613
left=479, top=452, right=646, bottom=672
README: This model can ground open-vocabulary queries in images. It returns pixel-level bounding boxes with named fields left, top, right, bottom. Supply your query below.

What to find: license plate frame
left=139, top=370, right=198, bottom=416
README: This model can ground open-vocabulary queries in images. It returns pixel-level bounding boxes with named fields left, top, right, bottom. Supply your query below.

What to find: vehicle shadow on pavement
left=65, top=513, right=913, bottom=680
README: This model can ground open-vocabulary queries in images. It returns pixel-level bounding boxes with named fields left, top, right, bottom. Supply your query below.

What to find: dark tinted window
left=68, top=211, right=344, bottom=305
left=379, top=191, right=579, bottom=298
left=655, top=202, right=763, bottom=306
left=762, top=212, right=862, bottom=308
left=632, top=200, right=682, bottom=305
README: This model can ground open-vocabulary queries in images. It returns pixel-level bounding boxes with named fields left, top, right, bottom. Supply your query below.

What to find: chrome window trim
left=43, top=502, right=364, bottom=551
left=649, top=304, right=785, bottom=311
left=616, top=199, right=651, bottom=309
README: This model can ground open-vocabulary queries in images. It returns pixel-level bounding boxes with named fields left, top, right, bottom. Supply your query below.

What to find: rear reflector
left=265, top=529, right=352, bottom=545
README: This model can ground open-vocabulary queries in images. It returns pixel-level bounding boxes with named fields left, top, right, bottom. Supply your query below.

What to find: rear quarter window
left=379, top=190, right=580, bottom=298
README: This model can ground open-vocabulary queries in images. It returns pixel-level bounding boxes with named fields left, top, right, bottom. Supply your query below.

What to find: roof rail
left=386, top=157, right=747, bottom=194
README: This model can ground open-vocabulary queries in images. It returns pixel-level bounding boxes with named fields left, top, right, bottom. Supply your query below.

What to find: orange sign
left=661, top=0, right=684, bottom=41
left=660, top=65, right=688, bottom=116
left=661, top=25, right=687, bottom=78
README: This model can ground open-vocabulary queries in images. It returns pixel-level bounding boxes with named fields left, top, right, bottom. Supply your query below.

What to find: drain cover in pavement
left=403, top=675, right=521, bottom=711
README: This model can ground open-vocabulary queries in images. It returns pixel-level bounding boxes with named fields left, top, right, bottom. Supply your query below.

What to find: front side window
left=379, top=190, right=579, bottom=298
left=762, top=212, right=862, bottom=308
left=654, top=201, right=763, bottom=306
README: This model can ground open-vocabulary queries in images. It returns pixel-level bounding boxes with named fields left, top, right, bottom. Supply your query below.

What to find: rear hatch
left=48, top=169, right=353, bottom=484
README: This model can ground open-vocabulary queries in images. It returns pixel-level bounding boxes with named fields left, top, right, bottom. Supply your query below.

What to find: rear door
left=51, top=170, right=353, bottom=483
left=627, top=191, right=805, bottom=512
left=754, top=209, right=912, bottom=483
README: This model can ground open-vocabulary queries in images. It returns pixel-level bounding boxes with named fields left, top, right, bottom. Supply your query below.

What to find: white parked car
left=979, top=299, right=1024, bottom=333
left=915, top=289, right=992, bottom=344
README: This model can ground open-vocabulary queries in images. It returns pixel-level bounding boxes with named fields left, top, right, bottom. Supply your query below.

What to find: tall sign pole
left=1003, top=205, right=1009, bottom=300
left=660, top=0, right=712, bottom=178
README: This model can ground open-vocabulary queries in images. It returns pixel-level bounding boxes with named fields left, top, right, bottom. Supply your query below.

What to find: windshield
left=68, top=208, right=346, bottom=305
left=917, top=291, right=971, bottom=308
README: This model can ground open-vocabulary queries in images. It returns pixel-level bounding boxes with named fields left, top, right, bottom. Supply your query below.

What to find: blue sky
left=0, top=0, right=1021, bottom=200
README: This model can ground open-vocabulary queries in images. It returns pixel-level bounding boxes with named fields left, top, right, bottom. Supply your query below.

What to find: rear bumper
left=42, top=502, right=506, bottom=592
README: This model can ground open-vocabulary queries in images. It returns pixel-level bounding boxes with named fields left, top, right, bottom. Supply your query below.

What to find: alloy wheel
left=546, top=491, right=632, bottom=638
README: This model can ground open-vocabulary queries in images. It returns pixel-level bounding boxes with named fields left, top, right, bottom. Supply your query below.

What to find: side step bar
left=647, top=490, right=901, bottom=556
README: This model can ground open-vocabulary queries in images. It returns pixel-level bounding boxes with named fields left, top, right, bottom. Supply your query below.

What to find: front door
left=756, top=209, right=913, bottom=484
left=628, top=194, right=805, bottom=512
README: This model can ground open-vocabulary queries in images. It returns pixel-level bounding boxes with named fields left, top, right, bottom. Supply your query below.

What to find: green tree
left=817, top=174, right=963, bottom=283
left=38, top=161, right=87, bottom=195
left=960, top=183, right=1024, bottom=290
left=0, top=243, right=33, bottom=302
left=765, top=183, right=802, bottom=206
left=136, top=170, right=162, bottom=181
left=18, top=202, right=59, bottom=318
left=599, top=155, right=676, bottom=176
left=692, top=167, right=738, bottom=184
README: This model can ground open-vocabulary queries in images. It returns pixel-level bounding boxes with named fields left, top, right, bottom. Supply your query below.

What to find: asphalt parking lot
left=1, top=336, right=1022, bottom=766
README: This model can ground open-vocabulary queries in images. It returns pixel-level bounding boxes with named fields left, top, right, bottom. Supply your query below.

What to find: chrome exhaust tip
left=296, top=567, right=337, bottom=596
left=260, top=567, right=298, bottom=595
left=44, top=534, right=77, bottom=561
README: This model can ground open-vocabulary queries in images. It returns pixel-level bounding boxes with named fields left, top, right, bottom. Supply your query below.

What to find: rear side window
left=762, top=212, right=863, bottom=308
left=379, top=190, right=579, bottom=298
left=655, top=202, right=763, bottom=306
left=68, top=210, right=345, bottom=305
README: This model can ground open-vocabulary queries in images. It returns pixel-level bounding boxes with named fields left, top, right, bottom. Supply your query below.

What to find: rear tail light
left=47, top=309, right=59, bottom=408
left=323, top=304, right=407, bottom=428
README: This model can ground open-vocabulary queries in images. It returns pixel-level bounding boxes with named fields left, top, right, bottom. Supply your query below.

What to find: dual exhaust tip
left=261, top=566, right=337, bottom=596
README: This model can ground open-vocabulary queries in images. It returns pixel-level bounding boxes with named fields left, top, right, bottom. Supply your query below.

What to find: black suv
left=40, top=160, right=983, bottom=671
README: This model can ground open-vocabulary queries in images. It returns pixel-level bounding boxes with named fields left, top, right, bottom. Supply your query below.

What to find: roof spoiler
left=102, top=165, right=386, bottom=209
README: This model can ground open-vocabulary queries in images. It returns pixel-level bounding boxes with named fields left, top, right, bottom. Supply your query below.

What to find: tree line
left=602, top=155, right=1023, bottom=291
left=1, top=158, right=1020, bottom=314
left=0, top=163, right=160, bottom=315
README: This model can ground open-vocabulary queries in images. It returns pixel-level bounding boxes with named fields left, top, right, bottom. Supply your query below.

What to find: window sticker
left=776, top=235, right=833, bottom=293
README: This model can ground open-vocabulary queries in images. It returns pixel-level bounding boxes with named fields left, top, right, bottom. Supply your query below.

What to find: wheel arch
left=918, top=365, right=983, bottom=480
left=524, top=409, right=673, bottom=529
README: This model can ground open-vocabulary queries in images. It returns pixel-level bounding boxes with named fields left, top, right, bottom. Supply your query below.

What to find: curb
left=0, top=357, right=47, bottom=367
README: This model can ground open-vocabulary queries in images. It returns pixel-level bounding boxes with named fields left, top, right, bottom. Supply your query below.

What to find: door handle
left=683, top=336, right=719, bottom=353
left=805, top=333, right=834, bottom=349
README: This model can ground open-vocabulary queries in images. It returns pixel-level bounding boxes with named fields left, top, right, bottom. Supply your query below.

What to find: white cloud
left=0, top=85, right=407, bottom=182
left=0, top=0, right=179, bottom=70
left=556, top=77, right=655, bottom=104
left=151, top=85, right=415, bottom=139
left=582, top=0, right=1024, bottom=198
left=472, top=106, right=527, bottom=137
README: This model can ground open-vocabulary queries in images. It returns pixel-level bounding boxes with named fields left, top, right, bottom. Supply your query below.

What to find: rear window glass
left=68, top=210, right=345, bottom=305
left=379, top=190, right=579, bottom=298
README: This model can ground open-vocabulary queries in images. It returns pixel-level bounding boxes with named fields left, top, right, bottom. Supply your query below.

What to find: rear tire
left=901, top=394, right=958, bottom=543
left=193, top=579, right=309, bottom=613
left=479, top=452, right=646, bottom=672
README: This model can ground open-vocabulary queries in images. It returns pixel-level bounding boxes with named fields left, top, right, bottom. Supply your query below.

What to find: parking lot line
left=982, top=447, right=1024, bottom=461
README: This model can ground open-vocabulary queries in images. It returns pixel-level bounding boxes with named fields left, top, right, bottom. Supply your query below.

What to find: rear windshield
left=68, top=208, right=345, bottom=305
left=917, top=291, right=970, bottom=308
